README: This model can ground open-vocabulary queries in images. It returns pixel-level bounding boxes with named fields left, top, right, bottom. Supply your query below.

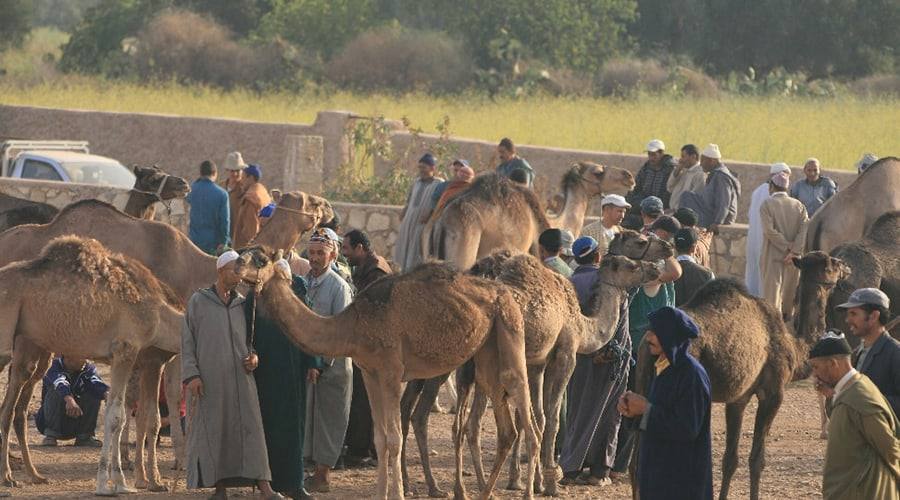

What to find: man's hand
left=783, top=252, right=798, bottom=265
left=186, top=377, right=204, bottom=398
left=618, top=391, right=649, bottom=418
left=815, top=379, right=835, bottom=399
left=307, top=368, right=321, bottom=384
left=244, top=353, right=259, bottom=373
left=64, top=395, right=83, bottom=418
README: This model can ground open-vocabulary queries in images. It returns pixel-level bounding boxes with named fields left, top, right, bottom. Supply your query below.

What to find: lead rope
left=248, top=284, right=261, bottom=354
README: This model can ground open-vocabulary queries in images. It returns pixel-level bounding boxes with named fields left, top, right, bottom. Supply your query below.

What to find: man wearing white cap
left=666, top=144, right=707, bottom=211
left=181, top=250, right=281, bottom=498
left=744, top=162, right=792, bottom=297
left=626, top=139, right=676, bottom=219
left=679, top=144, right=742, bottom=233
left=855, top=153, right=879, bottom=174
left=791, top=158, right=837, bottom=215
left=759, top=171, right=808, bottom=317
left=580, top=194, right=630, bottom=256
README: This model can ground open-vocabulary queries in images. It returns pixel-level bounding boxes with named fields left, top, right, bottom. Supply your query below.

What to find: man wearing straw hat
left=222, top=152, right=247, bottom=239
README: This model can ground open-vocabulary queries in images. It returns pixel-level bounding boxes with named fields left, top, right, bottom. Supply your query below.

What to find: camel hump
left=53, top=199, right=133, bottom=223
left=684, top=278, right=751, bottom=309
left=453, top=173, right=549, bottom=229
left=356, top=261, right=458, bottom=305
left=866, top=210, right=900, bottom=246
left=469, top=250, right=516, bottom=278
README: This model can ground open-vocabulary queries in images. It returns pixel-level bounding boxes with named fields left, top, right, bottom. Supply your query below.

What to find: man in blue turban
left=618, top=306, right=713, bottom=500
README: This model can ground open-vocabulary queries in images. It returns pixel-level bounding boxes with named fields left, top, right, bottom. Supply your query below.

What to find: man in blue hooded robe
left=618, top=306, right=713, bottom=500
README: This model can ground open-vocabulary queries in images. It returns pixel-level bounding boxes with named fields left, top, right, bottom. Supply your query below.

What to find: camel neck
left=123, top=192, right=157, bottom=219
left=551, top=183, right=591, bottom=236
left=578, top=281, right=625, bottom=354
left=260, top=277, right=352, bottom=359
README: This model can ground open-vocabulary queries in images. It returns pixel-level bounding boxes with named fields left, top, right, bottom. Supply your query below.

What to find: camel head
left=792, top=251, right=851, bottom=286
left=598, top=255, right=662, bottom=289
left=607, top=230, right=674, bottom=261
left=275, top=191, right=333, bottom=234
left=564, top=161, right=635, bottom=197
left=234, top=246, right=284, bottom=289
left=469, top=250, right=515, bottom=279
left=132, top=165, right=191, bottom=200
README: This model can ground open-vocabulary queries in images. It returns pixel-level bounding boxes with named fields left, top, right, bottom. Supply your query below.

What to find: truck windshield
left=60, top=161, right=136, bottom=188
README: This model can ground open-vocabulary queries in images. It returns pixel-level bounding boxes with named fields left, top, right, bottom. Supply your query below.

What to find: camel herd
left=0, top=156, right=895, bottom=500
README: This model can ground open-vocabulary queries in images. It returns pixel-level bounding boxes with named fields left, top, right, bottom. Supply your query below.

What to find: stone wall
left=0, top=105, right=354, bottom=191
left=0, top=177, right=188, bottom=232
left=332, top=201, right=750, bottom=281
left=375, top=132, right=857, bottom=224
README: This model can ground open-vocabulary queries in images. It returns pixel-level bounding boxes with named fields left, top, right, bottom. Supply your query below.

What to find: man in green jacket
left=810, top=331, right=899, bottom=500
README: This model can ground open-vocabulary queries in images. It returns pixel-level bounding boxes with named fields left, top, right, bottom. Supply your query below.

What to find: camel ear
left=271, top=189, right=283, bottom=204
left=133, top=165, right=142, bottom=174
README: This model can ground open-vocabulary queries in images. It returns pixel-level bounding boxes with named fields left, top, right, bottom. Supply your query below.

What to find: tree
left=0, top=0, right=32, bottom=49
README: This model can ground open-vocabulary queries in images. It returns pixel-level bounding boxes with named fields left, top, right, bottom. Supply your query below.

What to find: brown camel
left=430, top=162, right=634, bottom=270
left=825, top=211, right=900, bottom=338
left=632, top=278, right=814, bottom=500
left=0, top=191, right=330, bottom=488
left=0, top=236, right=184, bottom=495
left=233, top=248, right=538, bottom=500
left=0, top=164, right=190, bottom=231
left=805, top=156, right=899, bottom=252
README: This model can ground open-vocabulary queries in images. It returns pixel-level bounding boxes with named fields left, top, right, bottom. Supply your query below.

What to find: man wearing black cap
left=836, top=288, right=900, bottom=416
left=672, top=228, right=715, bottom=307
left=618, top=306, right=713, bottom=500
left=808, top=331, right=899, bottom=500
left=539, top=228, right=573, bottom=278
left=648, top=215, right=681, bottom=243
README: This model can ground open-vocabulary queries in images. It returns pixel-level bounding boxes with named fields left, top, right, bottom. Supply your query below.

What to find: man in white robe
left=745, top=162, right=791, bottom=296
left=393, top=153, right=444, bottom=271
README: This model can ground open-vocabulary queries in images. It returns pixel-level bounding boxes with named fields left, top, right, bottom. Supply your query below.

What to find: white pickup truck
left=0, top=140, right=135, bottom=188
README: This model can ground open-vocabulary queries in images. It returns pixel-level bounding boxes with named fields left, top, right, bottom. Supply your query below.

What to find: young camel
left=234, top=248, right=538, bottom=500
left=0, top=236, right=184, bottom=495
left=0, top=191, right=331, bottom=490
left=400, top=231, right=673, bottom=497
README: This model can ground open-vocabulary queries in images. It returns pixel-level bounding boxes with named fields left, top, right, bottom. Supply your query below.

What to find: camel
left=805, top=157, right=899, bottom=253
left=0, top=164, right=190, bottom=231
left=631, top=278, right=816, bottom=500
left=0, top=191, right=331, bottom=489
left=825, top=211, right=900, bottom=338
left=430, top=162, right=634, bottom=270
left=233, top=248, right=538, bottom=500
left=0, top=236, right=184, bottom=495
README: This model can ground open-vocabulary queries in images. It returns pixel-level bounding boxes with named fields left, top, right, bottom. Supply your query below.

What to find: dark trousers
left=344, top=363, right=375, bottom=458
left=36, top=389, right=102, bottom=440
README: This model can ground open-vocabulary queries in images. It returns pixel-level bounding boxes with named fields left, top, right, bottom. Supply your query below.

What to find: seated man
left=36, top=357, right=108, bottom=447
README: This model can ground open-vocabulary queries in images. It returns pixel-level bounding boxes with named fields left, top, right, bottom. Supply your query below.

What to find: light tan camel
left=430, top=162, right=635, bottom=270
left=233, top=248, right=538, bottom=500
left=805, top=156, right=899, bottom=252
left=0, top=236, right=184, bottom=495
left=631, top=278, right=819, bottom=500
left=0, top=191, right=330, bottom=489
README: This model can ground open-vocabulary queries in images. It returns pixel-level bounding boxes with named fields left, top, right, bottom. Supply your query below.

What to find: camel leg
left=747, top=391, right=784, bottom=500
left=362, top=370, right=391, bottom=500
left=163, top=357, right=186, bottom=471
left=120, top=414, right=133, bottom=471
left=400, top=378, right=423, bottom=496
left=465, top=387, right=488, bottom=490
left=414, top=376, right=448, bottom=498
left=14, top=351, right=52, bottom=485
left=817, top=392, right=829, bottom=439
left=719, top=394, right=751, bottom=500
left=453, top=363, right=475, bottom=500
left=96, top=344, right=139, bottom=496
left=369, top=371, right=405, bottom=500
left=135, top=356, right=167, bottom=492
left=0, top=340, right=42, bottom=487
left=480, top=392, right=518, bottom=500
left=539, top=341, right=577, bottom=497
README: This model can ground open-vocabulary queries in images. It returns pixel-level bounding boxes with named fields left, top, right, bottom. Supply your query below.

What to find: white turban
left=274, top=258, right=291, bottom=278
left=769, top=162, right=790, bottom=175
left=216, top=250, right=240, bottom=270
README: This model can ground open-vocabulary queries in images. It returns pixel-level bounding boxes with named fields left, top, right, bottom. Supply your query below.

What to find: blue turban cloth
left=244, top=164, right=262, bottom=179
left=647, top=306, right=700, bottom=366
left=419, top=153, right=436, bottom=166
left=258, top=202, right=276, bottom=218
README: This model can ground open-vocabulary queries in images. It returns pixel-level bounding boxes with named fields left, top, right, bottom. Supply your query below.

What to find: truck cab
left=1, top=141, right=135, bottom=188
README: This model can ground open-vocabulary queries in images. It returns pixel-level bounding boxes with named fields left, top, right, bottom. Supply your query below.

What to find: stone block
left=731, top=237, right=747, bottom=258
left=284, top=135, right=324, bottom=194
left=348, top=209, right=366, bottom=230
left=714, top=237, right=728, bottom=255
left=368, top=212, right=391, bottom=232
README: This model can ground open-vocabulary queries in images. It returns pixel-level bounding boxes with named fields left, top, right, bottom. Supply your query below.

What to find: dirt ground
left=2, top=372, right=826, bottom=499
